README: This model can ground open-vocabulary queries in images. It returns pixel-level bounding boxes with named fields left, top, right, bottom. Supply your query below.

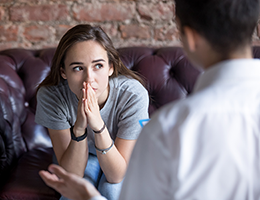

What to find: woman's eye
left=73, top=66, right=83, bottom=71
left=94, top=64, right=103, bottom=69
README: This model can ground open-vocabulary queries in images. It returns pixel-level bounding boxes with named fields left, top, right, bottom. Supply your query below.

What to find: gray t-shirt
left=35, top=75, right=149, bottom=155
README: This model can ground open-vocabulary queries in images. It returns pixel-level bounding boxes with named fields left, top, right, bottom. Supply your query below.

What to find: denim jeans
left=58, top=153, right=123, bottom=200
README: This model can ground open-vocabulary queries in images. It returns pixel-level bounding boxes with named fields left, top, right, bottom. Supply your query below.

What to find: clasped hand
left=74, top=82, right=103, bottom=135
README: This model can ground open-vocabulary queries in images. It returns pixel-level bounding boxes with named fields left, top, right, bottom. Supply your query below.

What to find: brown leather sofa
left=0, top=46, right=259, bottom=200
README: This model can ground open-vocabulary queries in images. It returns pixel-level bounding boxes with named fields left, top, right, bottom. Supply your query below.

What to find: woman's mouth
left=92, top=87, right=98, bottom=92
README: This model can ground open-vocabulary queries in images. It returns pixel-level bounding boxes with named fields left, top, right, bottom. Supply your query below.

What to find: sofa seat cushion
left=0, top=147, right=60, bottom=200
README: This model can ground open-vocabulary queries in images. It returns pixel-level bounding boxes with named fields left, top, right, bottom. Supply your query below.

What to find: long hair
left=38, top=24, right=144, bottom=89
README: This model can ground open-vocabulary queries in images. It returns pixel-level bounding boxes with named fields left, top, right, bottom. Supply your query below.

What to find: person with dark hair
left=35, top=24, right=149, bottom=200
left=39, top=0, right=260, bottom=199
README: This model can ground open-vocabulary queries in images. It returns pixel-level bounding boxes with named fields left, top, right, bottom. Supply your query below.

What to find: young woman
left=35, top=24, right=149, bottom=200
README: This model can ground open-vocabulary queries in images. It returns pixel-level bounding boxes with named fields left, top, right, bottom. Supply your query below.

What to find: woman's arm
left=49, top=86, right=89, bottom=177
left=48, top=128, right=89, bottom=177
left=95, top=132, right=136, bottom=183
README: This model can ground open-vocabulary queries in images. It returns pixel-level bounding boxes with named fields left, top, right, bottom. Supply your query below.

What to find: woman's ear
left=60, top=67, right=67, bottom=79
left=183, top=26, right=200, bottom=52
left=108, top=63, right=114, bottom=76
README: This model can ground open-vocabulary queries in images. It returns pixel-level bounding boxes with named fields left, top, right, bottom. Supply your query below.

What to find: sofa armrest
left=0, top=107, right=16, bottom=187
left=0, top=49, right=54, bottom=186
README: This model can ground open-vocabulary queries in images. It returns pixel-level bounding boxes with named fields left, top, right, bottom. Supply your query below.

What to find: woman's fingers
left=86, top=83, right=97, bottom=109
left=78, top=82, right=86, bottom=114
left=82, top=88, right=87, bottom=114
left=83, top=82, right=87, bottom=100
left=84, top=83, right=103, bottom=130
left=74, top=83, right=88, bottom=131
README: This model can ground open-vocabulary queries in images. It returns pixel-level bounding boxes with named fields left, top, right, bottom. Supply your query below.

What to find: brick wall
left=0, top=0, right=259, bottom=51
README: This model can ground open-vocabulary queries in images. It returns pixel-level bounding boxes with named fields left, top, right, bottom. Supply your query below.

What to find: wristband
left=95, top=140, right=114, bottom=155
left=93, top=123, right=106, bottom=134
left=70, top=126, right=88, bottom=142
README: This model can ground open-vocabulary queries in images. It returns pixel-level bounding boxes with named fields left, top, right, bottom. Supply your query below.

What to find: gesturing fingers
left=40, top=164, right=102, bottom=200
left=39, top=164, right=78, bottom=199
left=39, top=164, right=66, bottom=190
left=48, top=164, right=68, bottom=180
left=39, top=170, right=60, bottom=185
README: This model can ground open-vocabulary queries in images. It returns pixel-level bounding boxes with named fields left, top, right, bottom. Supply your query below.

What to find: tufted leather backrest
left=0, top=46, right=259, bottom=181
left=0, top=48, right=56, bottom=179
left=118, top=47, right=201, bottom=114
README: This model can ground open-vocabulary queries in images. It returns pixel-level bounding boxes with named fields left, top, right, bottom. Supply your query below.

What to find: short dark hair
left=175, top=0, right=260, bottom=55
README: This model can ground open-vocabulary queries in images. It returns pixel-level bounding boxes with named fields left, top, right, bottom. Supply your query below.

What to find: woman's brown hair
left=38, top=24, right=144, bottom=89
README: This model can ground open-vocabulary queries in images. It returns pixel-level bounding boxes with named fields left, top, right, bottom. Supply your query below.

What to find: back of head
left=175, top=0, right=260, bottom=55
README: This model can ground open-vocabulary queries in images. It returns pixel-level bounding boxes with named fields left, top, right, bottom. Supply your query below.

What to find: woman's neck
left=98, top=84, right=110, bottom=110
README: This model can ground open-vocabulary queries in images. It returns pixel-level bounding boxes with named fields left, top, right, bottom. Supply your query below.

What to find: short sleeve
left=116, top=82, right=149, bottom=140
left=35, top=86, right=71, bottom=130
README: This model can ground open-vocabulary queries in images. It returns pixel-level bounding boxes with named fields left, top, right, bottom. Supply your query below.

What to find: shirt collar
left=193, top=59, right=260, bottom=93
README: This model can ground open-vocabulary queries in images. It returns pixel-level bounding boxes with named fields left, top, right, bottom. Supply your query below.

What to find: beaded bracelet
left=95, top=140, right=114, bottom=155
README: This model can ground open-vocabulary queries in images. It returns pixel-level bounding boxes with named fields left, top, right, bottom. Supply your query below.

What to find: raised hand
left=73, top=82, right=88, bottom=135
left=39, top=164, right=101, bottom=200
left=84, top=83, right=104, bottom=132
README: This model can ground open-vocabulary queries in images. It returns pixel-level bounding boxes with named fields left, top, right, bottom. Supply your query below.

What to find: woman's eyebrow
left=69, top=59, right=105, bottom=66
left=69, top=62, right=84, bottom=66
left=92, top=59, right=105, bottom=63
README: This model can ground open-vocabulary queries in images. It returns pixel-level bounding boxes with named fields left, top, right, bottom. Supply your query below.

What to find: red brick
left=10, top=4, right=69, bottom=22
left=18, top=0, right=41, bottom=3
left=0, top=25, right=18, bottom=42
left=19, top=0, right=70, bottom=2
left=0, top=43, right=14, bottom=51
left=49, top=0, right=75, bottom=1
left=137, top=2, right=174, bottom=21
left=17, top=41, right=34, bottom=48
left=72, top=3, right=135, bottom=22
left=120, top=24, right=150, bottom=39
left=0, top=7, right=4, bottom=21
left=100, top=0, right=136, bottom=1
left=42, top=42, right=59, bottom=49
left=23, top=25, right=52, bottom=42
left=0, top=0, right=10, bottom=3
left=55, top=24, right=73, bottom=40
left=100, top=23, right=118, bottom=39
left=154, top=26, right=179, bottom=41
left=115, top=40, right=152, bottom=48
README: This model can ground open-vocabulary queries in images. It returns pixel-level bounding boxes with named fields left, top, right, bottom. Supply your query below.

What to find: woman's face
left=61, top=40, right=114, bottom=106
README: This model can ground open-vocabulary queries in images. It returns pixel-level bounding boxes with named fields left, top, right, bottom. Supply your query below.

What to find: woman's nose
left=84, top=69, right=94, bottom=83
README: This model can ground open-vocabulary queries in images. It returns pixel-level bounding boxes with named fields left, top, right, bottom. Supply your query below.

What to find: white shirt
left=118, top=59, right=260, bottom=200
